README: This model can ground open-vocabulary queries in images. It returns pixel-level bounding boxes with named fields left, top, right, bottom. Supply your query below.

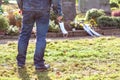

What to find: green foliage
left=3, top=0, right=9, bottom=4
left=97, top=16, right=120, bottom=28
left=0, top=6, right=3, bottom=15
left=110, top=2, right=119, bottom=8
left=110, top=0, right=120, bottom=3
left=118, top=1, right=120, bottom=4
left=75, top=13, right=85, bottom=21
left=7, top=25, right=19, bottom=35
left=0, top=15, right=9, bottom=31
left=76, top=0, right=78, bottom=4
left=89, top=19, right=98, bottom=27
left=49, top=9, right=60, bottom=32
left=48, top=20, right=60, bottom=32
left=70, top=21, right=83, bottom=30
left=85, top=8, right=105, bottom=21
left=50, top=10, right=56, bottom=21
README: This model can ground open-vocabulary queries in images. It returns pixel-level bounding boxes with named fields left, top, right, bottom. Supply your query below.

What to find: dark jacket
left=17, top=0, right=63, bottom=16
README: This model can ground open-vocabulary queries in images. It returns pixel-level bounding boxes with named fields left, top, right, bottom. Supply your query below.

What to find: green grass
left=0, top=37, right=120, bottom=80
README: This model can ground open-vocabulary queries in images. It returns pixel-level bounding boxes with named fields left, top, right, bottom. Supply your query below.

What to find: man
left=16, top=0, right=63, bottom=71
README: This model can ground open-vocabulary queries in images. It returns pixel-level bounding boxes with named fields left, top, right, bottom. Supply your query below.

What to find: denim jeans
left=16, top=11, right=50, bottom=68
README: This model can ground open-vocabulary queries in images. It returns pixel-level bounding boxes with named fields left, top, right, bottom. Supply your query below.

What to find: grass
left=0, top=37, right=120, bottom=80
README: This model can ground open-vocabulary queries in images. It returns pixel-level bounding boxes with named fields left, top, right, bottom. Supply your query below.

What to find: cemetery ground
left=0, top=0, right=120, bottom=80
left=0, top=36, right=120, bottom=80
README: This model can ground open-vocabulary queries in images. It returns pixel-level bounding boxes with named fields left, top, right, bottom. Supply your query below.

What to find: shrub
left=7, top=9, right=22, bottom=27
left=118, top=1, right=120, bottom=4
left=111, top=10, right=120, bottom=16
left=97, top=16, right=120, bottom=28
left=48, top=20, right=60, bottom=32
left=85, top=8, right=105, bottom=21
left=7, top=25, right=19, bottom=35
left=7, top=10, right=16, bottom=26
left=111, top=7, right=119, bottom=11
left=110, top=2, right=119, bottom=8
left=3, top=0, right=9, bottom=4
left=50, top=10, right=56, bottom=21
left=89, top=19, right=98, bottom=27
left=49, top=10, right=66, bottom=32
left=114, top=17, right=120, bottom=27
left=0, top=15, right=9, bottom=31
left=0, top=6, right=3, bottom=15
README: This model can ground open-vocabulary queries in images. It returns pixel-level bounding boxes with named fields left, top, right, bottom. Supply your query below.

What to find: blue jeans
left=17, top=11, right=50, bottom=68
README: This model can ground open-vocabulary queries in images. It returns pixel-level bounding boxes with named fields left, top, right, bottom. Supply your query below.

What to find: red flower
left=19, top=10, right=22, bottom=14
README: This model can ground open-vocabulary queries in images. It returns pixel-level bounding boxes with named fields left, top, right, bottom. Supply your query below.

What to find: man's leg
left=17, top=11, right=35, bottom=67
left=34, top=11, right=50, bottom=69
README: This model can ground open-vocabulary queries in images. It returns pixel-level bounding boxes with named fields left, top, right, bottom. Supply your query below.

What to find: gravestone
left=62, top=0, right=76, bottom=21
left=78, top=0, right=111, bottom=14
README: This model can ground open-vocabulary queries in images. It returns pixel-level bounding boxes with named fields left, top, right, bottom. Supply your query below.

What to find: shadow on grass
left=18, top=67, right=51, bottom=80
left=36, top=71, right=52, bottom=80
left=18, top=67, right=30, bottom=80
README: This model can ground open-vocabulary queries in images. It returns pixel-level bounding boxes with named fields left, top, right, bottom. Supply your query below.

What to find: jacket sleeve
left=17, top=0, right=23, bottom=10
left=52, top=0, right=63, bottom=16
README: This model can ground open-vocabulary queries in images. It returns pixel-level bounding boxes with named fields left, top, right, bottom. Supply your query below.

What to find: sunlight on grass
left=0, top=37, right=120, bottom=80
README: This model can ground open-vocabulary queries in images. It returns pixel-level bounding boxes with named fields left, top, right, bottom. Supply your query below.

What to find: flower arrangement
left=13, top=9, right=22, bottom=28
left=89, top=19, right=98, bottom=27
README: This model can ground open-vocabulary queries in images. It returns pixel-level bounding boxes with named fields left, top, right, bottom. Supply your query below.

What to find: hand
left=57, top=16, right=63, bottom=22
